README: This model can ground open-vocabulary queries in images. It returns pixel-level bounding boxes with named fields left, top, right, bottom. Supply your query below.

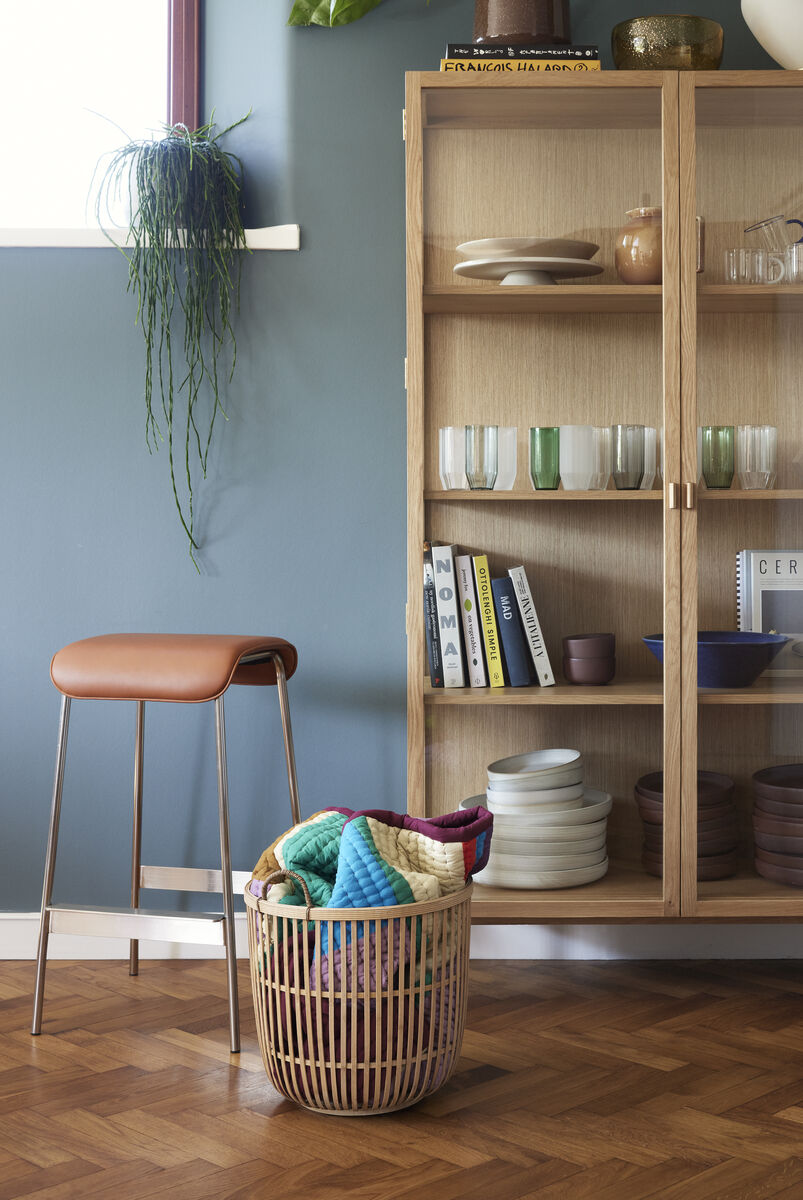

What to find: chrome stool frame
left=32, top=642, right=300, bottom=1054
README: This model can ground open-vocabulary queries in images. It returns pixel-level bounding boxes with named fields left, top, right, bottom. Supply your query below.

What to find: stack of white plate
left=461, top=749, right=611, bottom=889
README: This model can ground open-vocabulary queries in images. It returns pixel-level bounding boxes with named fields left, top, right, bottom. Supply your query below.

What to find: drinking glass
left=639, top=426, right=658, bottom=490
left=589, top=426, right=611, bottom=490
left=701, top=425, right=734, bottom=489
left=439, top=426, right=467, bottom=489
left=744, top=214, right=803, bottom=254
left=736, top=424, right=777, bottom=490
left=785, top=243, right=803, bottom=283
left=465, top=424, right=498, bottom=489
left=529, top=426, right=560, bottom=490
left=559, top=425, right=594, bottom=490
left=494, top=426, right=517, bottom=491
left=723, top=247, right=782, bottom=285
left=611, top=424, right=645, bottom=489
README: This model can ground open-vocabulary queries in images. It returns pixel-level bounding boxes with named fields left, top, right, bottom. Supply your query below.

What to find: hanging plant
left=96, top=114, right=249, bottom=567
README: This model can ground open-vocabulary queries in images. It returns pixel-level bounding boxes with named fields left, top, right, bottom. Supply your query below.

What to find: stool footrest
left=48, top=904, right=226, bottom=946
left=139, top=865, right=252, bottom=894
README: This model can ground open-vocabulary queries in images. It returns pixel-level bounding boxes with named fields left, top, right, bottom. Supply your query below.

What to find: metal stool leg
left=272, top=653, right=301, bottom=826
left=129, top=701, right=145, bottom=976
left=215, top=696, right=240, bottom=1053
left=32, top=696, right=71, bottom=1035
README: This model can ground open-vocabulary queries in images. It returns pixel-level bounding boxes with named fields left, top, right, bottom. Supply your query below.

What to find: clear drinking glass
left=723, top=247, right=782, bottom=285
left=611, top=424, right=645, bottom=489
left=701, top=425, right=734, bottom=489
left=465, top=424, right=498, bottom=489
left=494, top=426, right=518, bottom=490
left=529, top=426, right=560, bottom=490
left=559, top=425, right=594, bottom=490
left=736, top=424, right=777, bottom=490
left=744, top=214, right=803, bottom=253
left=640, top=426, right=658, bottom=490
left=589, top=426, right=611, bottom=490
left=785, top=243, right=803, bottom=283
left=439, top=426, right=468, bottom=489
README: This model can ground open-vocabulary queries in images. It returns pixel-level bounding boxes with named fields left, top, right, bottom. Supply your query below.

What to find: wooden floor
left=3, top=961, right=803, bottom=1199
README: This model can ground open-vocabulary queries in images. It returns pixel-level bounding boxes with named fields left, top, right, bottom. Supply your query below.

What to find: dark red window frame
left=168, top=0, right=200, bottom=129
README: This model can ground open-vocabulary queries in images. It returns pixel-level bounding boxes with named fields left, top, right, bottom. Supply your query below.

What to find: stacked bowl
left=752, top=764, right=803, bottom=887
left=635, top=770, right=738, bottom=879
left=462, top=748, right=612, bottom=889
left=562, top=633, right=616, bottom=686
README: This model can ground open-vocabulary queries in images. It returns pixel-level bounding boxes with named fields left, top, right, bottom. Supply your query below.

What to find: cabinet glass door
left=684, top=76, right=803, bottom=918
left=406, top=74, right=681, bottom=919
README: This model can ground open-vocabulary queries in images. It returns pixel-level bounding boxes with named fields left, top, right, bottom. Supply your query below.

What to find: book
left=491, top=577, right=536, bottom=687
left=446, top=43, right=600, bottom=59
left=430, top=543, right=467, bottom=687
left=441, top=58, right=601, bottom=72
left=737, top=549, right=803, bottom=673
left=507, top=565, right=555, bottom=687
left=423, top=542, right=443, bottom=688
left=455, top=553, right=488, bottom=687
left=472, top=555, right=506, bottom=687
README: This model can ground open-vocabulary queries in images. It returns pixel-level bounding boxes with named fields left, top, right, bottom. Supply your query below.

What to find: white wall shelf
left=0, top=224, right=301, bottom=250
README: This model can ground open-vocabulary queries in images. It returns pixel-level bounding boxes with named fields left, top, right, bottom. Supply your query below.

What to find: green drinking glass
left=701, top=425, right=734, bottom=489
left=529, top=426, right=560, bottom=490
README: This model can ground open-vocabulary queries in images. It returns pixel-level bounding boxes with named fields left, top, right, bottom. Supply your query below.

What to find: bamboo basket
left=245, top=870, right=473, bottom=1115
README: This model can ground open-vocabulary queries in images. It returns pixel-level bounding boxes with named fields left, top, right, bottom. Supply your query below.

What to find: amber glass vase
left=473, top=0, right=571, bottom=45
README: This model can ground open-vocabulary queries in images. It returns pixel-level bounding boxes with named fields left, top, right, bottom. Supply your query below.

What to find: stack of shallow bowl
left=462, top=749, right=611, bottom=889
left=635, top=770, right=738, bottom=880
left=752, top=764, right=803, bottom=887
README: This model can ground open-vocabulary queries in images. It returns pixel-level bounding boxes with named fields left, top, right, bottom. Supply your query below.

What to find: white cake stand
left=454, top=256, right=605, bottom=286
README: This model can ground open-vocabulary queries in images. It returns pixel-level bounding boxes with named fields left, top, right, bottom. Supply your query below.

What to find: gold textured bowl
left=612, top=14, right=723, bottom=70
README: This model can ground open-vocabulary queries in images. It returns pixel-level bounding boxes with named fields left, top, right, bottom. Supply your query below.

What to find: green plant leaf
left=288, top=0, right=332, bottom=24
left=288, top=0, right=384, bottom=24
left=331, top=0, right=384, bottom=25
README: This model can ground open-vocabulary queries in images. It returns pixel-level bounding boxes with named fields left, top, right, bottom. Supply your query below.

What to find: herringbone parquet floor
left=3, top=959, right=803, bottom=1199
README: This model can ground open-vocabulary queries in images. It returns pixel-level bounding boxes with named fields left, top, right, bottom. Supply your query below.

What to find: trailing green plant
left=96, top=114, right=249, bottom=567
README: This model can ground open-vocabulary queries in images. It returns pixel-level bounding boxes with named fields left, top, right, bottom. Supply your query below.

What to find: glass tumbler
left=736, top=424, right=777, bottom=490
left=701, top=425, right=734, bottom=489
left=439, top=426, right=468, bottom=489
left=785, top=243, right=803, bottom=284
left=744, top=214, right=803, bottom=254
left=611, top=424, right=645, bottom=489
left=529, top=426, right=560, bottom=490
left=640, top=426, right=658, bottom=490
left=465, top=424, right=498, bottom=489
left=723, top=248, right=782, bottom=285
left=559, top=425, right=594, bottom=490
left=494, top=426, right=518, bottom=490
left=589, top=426, right=611, bottom=490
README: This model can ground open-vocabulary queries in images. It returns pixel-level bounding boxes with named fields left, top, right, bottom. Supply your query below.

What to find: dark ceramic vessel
left=755, top=858, right=803, bottom=888
left=643, top=631, right=789, bottom=688
left=563, top=655, right=615, bottom=685
left=635, top=769, right=734, bottom=805
left=562, top=633, right=615, bottom=659
left=754, top=795, right=803, bottom=819
left=753, top=763, right=803, bottom=802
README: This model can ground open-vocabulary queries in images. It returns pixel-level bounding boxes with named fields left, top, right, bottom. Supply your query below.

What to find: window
left=0, top=0, right=198, bottom=229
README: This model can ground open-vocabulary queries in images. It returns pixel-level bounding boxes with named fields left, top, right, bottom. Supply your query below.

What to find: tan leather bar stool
left=31, top=633, right=300, bottom=1053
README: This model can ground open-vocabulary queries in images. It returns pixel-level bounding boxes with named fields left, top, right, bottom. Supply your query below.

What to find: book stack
left=423, top=542, right=554, bottom=690
left=440, top=42, right=601, bottom=73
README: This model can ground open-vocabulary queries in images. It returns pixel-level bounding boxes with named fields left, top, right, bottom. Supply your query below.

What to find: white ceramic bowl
left=473, top=857, right=609, bottom=890
left=492, top=832, right=606, bottom=857
left=461, top=789, right=612, bottom=827
left=487, top=748, right=582, bottom=781
left=487, top=796, right=584, bottom=816
left=486, top=781, right=584, bottom=805
left=488, top=847, right=607, bottom=871
left=485, top=765, right=584, bottom=792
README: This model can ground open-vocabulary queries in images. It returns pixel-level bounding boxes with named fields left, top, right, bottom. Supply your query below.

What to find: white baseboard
left=3, top=913, right=802, bottom=961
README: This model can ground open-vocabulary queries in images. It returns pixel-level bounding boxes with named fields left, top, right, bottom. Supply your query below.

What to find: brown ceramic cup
left=562, top=633, right=615, bottom=659
left=563, top=656, right=615, bottom=685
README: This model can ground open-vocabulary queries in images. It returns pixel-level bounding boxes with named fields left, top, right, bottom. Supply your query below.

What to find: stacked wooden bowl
left=635, top=770, right=738, bottom=879
left=752, top=764, right=803, bottom=887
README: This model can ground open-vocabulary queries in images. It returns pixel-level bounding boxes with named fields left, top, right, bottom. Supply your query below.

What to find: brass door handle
left=684, top=482, right=696, bottom=510
left=668, top=482, right=680, bottom=509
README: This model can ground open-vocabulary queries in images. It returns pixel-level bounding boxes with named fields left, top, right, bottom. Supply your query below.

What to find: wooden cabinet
left=405, top=71, right=803, bottom=925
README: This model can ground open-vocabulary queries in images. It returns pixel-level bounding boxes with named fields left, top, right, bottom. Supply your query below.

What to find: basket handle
left=260, top=869, right=314, bottom=919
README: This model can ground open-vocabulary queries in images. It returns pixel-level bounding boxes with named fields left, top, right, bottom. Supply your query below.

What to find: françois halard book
left=491, top=577, right=536, bottom=687
left=472, top=554, right=506, bottom=687
left=423, top=542, right=443, bottom=688
left=440, top=58, right=601, bottom=72
left=430, top=543, right=466, bottom=688
left=507, top=565, right=555, bottom=687
left=455, top=552, right=488, bottom=687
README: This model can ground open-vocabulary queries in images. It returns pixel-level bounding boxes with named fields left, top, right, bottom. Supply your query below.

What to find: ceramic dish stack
left=454, top=236, right=603, bottom=287
left=460, top=749, right=611, bottom=889
left=752, top=764, right=803, bottom=887
left=635, top=770, right=738, bottom=880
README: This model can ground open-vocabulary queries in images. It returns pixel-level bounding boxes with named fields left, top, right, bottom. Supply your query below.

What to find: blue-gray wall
left=1, top=1, right=775, bottom=913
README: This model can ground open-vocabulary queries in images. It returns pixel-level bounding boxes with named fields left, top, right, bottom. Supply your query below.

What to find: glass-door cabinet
left=683, top=75, right=803, bottom=920
left=405, top=74, right=682, bottom=923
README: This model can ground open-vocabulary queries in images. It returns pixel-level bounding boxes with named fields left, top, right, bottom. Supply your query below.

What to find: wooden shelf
left=425, top=679, right=663, bottom=706
left=423, top=284, right=662, bottom=315
left=698, top=285, right=803, bottom=313
left=470, top=861, right=665, bottom=923
left=426, top=489, right=663, bottom=501
left=696, top=866, right=803, bottom=919
left=699, top=489, right=803, bottom=501
left=698, top=677, right=803, bottom=705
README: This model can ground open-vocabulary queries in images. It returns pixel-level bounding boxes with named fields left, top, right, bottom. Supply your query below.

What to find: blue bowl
left=643, top=631, right=790, bottom=688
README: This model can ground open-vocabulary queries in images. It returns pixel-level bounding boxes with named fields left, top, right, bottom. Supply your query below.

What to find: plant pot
left=473, top=0, right=571, bottom=45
